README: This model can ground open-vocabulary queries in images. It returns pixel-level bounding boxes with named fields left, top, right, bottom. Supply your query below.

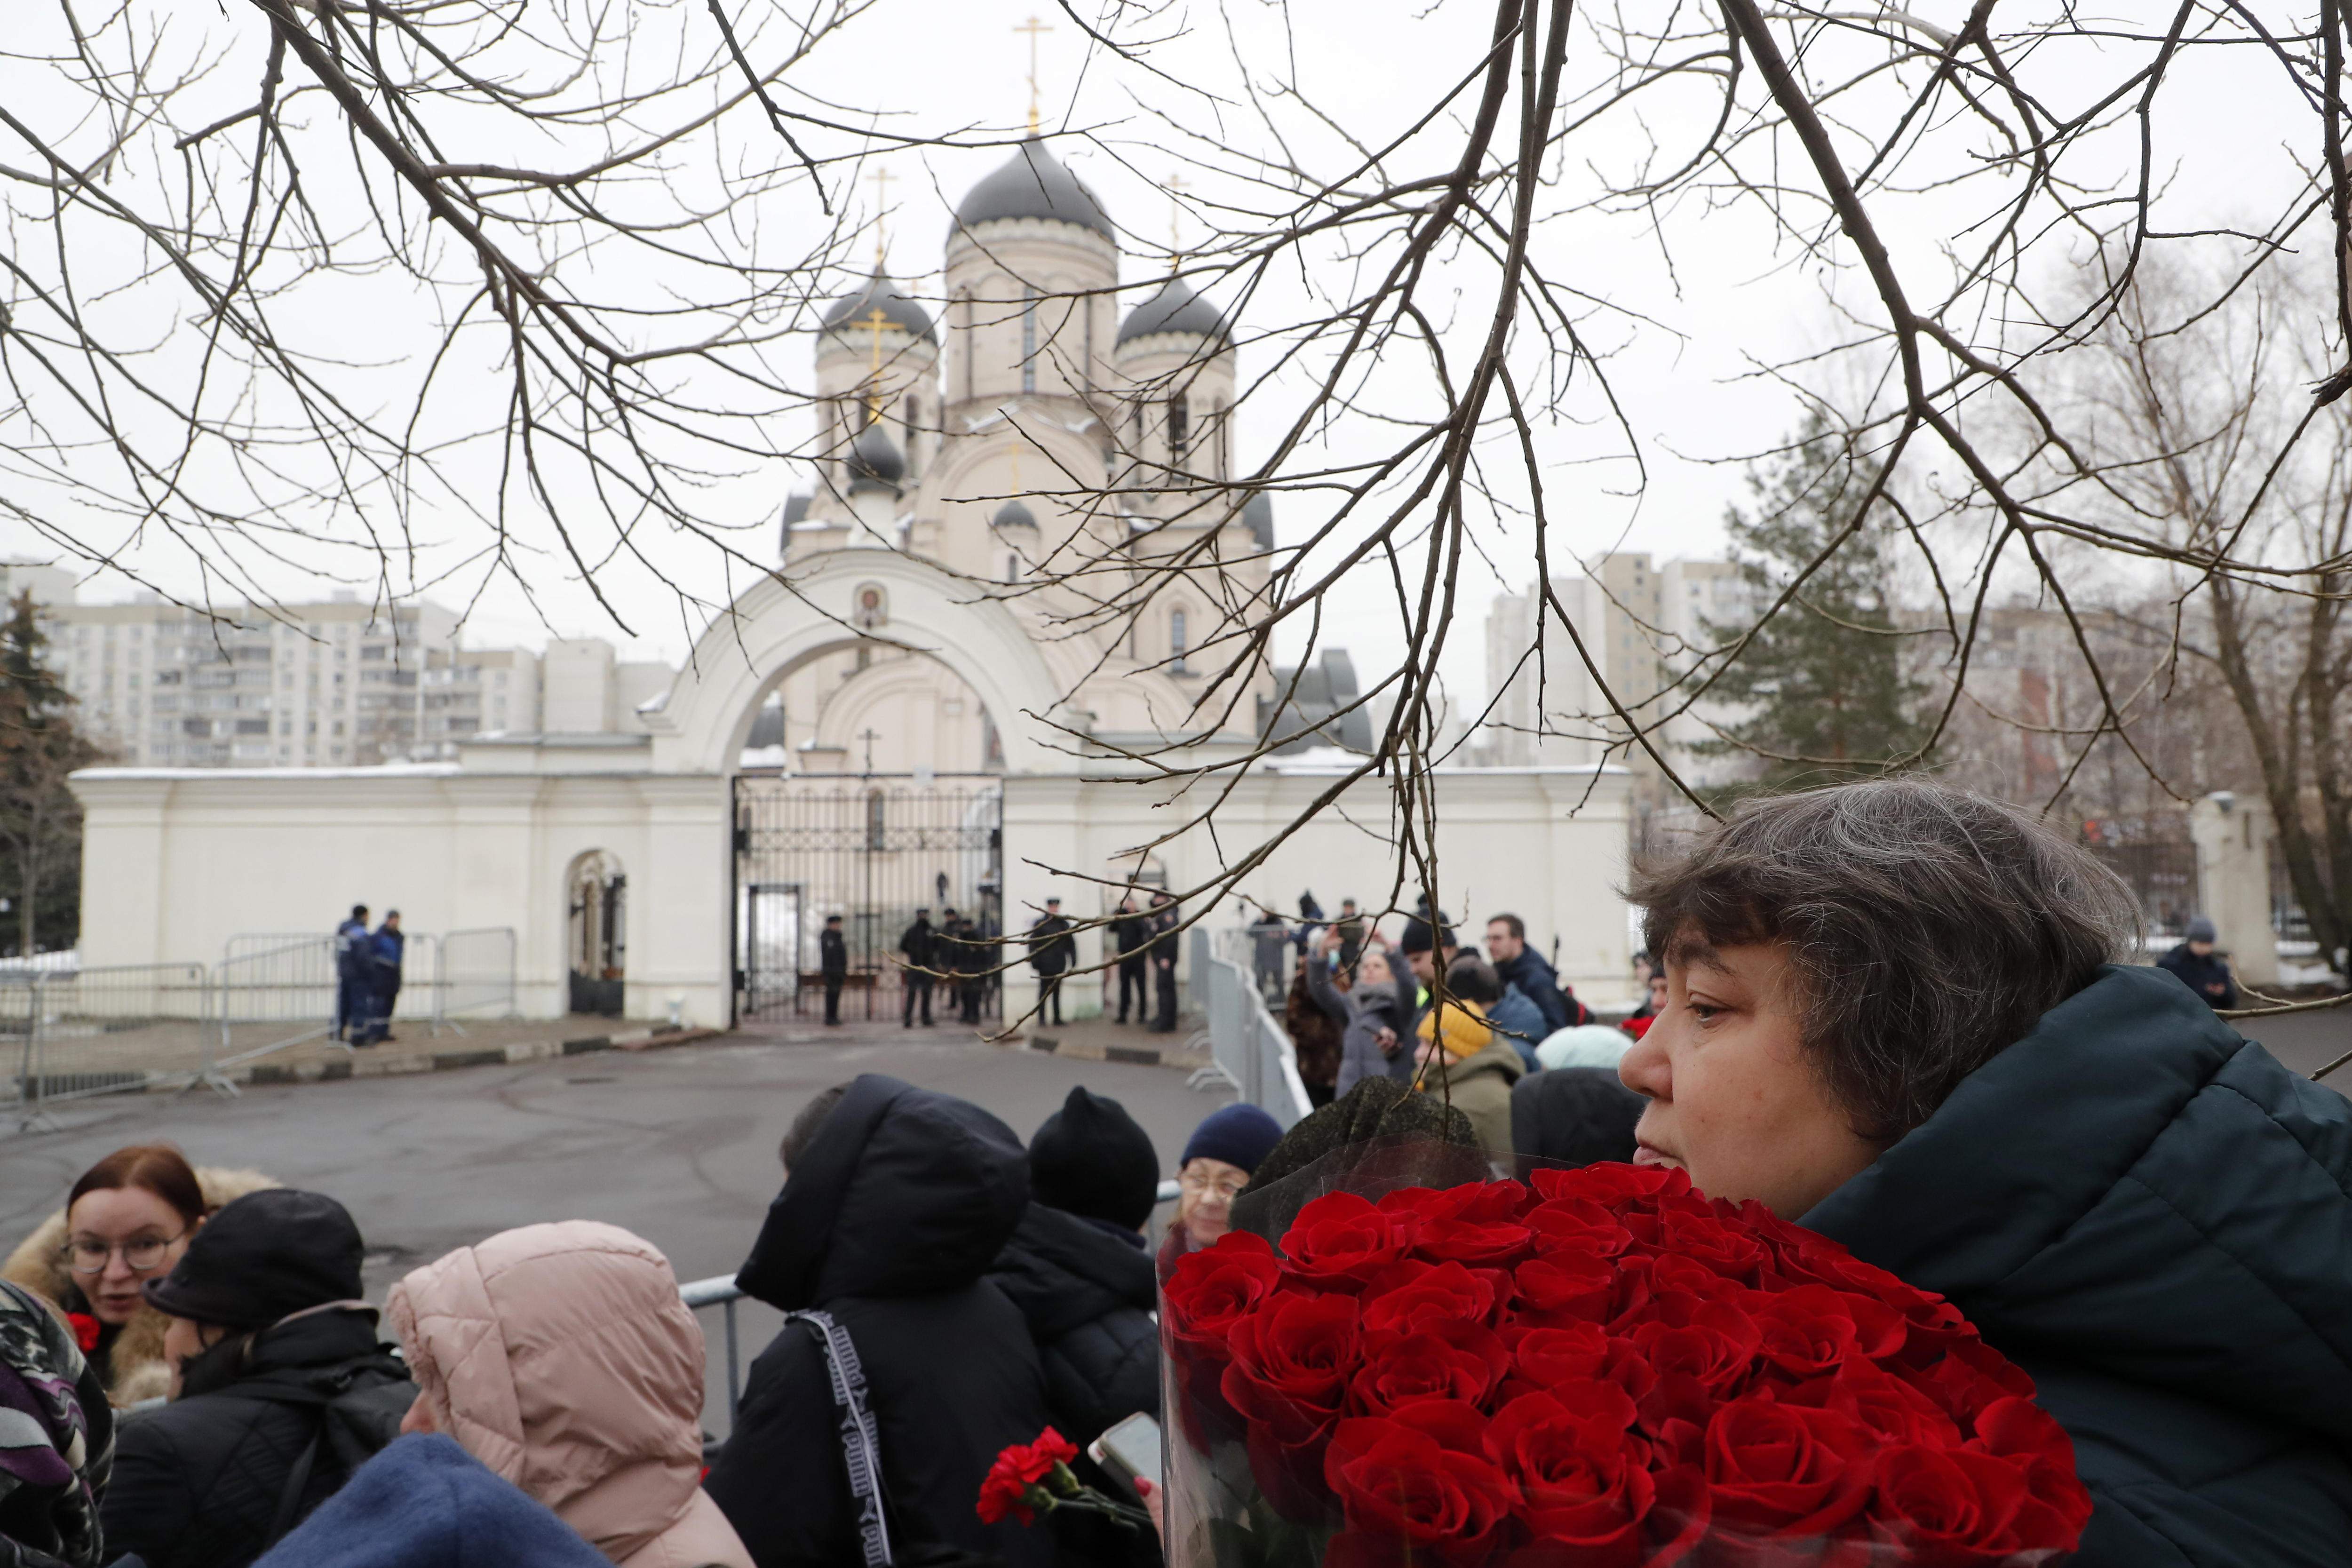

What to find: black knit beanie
left=1028, top=1086, right=1161, bottom=1232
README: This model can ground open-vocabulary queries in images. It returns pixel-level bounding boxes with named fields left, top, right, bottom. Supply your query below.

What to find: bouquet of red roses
left=1160, top=1160, right=2091, bottom=1568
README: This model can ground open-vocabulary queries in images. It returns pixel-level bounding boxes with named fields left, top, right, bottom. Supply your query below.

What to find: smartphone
left=1087, top=1411, right=1163, bottom=1500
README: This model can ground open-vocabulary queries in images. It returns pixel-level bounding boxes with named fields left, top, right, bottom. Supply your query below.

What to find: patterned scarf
left=0, top=1283, right=108, bottom=1568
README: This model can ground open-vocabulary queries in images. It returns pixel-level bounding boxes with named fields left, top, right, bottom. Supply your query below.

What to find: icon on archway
left=852, top=583, right=888, bottom=630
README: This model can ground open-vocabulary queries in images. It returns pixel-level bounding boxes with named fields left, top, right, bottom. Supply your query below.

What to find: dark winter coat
left=2155, top=942, right=2240, bottom=1011
left=1802, top=963, right=2352, bottom=1568
left=818, top=928, right=847, bottom=978
left=985, top=1203, right=1158, bottom=1450
left=368, top=931, right=403, bottom=998
left=705, top=1075, right=1052, bottom=1568
left=1491, top=947, right=1572, bottom=1034
left=1310, top=959, right=1411, bottom=1098
left=1111, top=913, right=1148, bottom=964
left=1509, top=1067, right=1643, bottom=1171
left=1025, top=916, right=1075, bottom=977
left=332, top=922, right=370, bottom=986
left=1281, top=968, right=1343, bottom=1094
left=1487, top=984, right=1547, bottom=1068
left=249, top=1436, right=610, bottom=1568
left=897, top=918, right=934, bottom=971
left=102, top=1308, right=413, bottom=1568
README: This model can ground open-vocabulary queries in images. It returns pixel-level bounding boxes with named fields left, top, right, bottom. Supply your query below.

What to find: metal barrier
left=1187, top=928, right=1314, bottom=1130
left=677, top=1178, right=1185, bottom=1431
left=436, top=928, right=519, bottom=1028
left=0, top=964, right=219, bottom=1126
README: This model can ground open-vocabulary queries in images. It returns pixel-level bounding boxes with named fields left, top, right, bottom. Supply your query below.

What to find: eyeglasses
left=63, top=1231, right=185, bottom=1276
left=1178, top=1171, right=1248, bottom=1202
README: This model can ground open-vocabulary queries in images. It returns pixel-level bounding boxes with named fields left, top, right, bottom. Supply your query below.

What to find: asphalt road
left=0, top=1031, right=1226, bottom=1436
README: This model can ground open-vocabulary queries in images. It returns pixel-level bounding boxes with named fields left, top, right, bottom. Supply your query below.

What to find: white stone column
left=628, top=775, right=732, bottom=1027
left=2189, top=792, right=2280, bottom=988
left=1001, top=775, right=1087, bottom=1027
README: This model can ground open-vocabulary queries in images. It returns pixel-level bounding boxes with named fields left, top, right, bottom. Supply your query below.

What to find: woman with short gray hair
left=1621, top=779, right=2352, bottom=1567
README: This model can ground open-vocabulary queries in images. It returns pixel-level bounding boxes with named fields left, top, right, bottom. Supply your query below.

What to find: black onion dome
left=821, top=271, right=937, bottom=345
left=953, top=138, right=1114, bottom=239
left=992, top=498, right=1039, bottom=530
left=1117, top=276, right=1224, bottom=346
left=846, top=422, right=906, bottom=492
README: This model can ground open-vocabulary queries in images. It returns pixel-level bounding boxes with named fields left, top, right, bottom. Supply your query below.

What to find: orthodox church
left=743, top=138, right=1307, bottom=775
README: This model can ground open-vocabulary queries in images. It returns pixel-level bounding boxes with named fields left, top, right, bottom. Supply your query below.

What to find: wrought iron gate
left=731, top=773, right=1004, bottom=1024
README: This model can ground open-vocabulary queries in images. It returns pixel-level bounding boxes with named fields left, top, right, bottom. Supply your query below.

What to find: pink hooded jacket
left=387, top=1221, right=753, bottom=1568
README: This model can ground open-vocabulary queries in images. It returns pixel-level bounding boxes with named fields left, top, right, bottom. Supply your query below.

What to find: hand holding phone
left=1087, top=1412, right=1162, bottom=1502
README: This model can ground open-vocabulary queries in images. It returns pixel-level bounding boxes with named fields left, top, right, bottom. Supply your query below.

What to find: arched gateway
left=644, top=551, right=1075, bottom=1025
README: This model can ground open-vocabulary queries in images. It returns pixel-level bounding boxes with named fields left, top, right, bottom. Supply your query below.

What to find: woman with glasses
left=1160, top=1105, right=1282, bottom=1273
left=0, top=1145, right=273, bottom=1406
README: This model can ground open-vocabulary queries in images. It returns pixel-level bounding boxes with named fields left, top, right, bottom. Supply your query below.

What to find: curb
left=1003, top=1031, right=1211, bottom=1071
left=234, top=1024, right=728, bottom=1088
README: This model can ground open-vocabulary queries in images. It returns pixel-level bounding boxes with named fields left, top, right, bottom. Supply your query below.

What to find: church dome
left=821, top=271, right=936, bottom=344
left=845, top=422, right=905, bottom=493
left=953, top=139, right=1113, bottom=239
left=1117, top=276, right=1224, bottom=346
left=991, top=498, right=1039, bottom=531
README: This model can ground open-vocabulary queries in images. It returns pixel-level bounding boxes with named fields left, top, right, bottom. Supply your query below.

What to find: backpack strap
left=784, top=1309, right=894, bottom=1568
left=262, top=1430, right=323, bottom=1551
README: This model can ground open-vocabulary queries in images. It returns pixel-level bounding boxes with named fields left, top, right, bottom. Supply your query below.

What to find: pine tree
left=0, top=592, right=102, bottom=957
left=1700, top=423, right=1928, bottom=792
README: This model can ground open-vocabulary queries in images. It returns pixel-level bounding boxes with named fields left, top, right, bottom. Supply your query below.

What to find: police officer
left=819, top=914, right=848, bottom=1026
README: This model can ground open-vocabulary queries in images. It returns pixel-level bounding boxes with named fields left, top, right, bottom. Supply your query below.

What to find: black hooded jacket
left=704, top=1076, right=1053, bottom=1568
left=100, top=1307, right=412, bottom=1568
left=1802, top=964, right=2352, bottom=1567
left=985, top=1203, right=1158, bottom=1451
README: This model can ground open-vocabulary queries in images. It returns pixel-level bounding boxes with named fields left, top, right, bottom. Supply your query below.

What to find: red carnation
left=65, top=1313, right=101, bottom=1354
left=973, top=1428, right=1079, bottom=1526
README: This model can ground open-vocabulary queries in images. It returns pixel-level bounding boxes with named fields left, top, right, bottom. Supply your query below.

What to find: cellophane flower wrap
left=1157, top=1140, right=2091, bottom=1568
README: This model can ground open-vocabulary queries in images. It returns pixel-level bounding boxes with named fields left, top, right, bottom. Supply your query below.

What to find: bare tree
left=12, top=4, right=2352, bottom=1019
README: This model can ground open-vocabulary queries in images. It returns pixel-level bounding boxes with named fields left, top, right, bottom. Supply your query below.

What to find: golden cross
left=867, top=166, right=895, bottom=269
left=1013, top=15, right=1053, bottom=134
left=860, top=305, right=892, bottom=419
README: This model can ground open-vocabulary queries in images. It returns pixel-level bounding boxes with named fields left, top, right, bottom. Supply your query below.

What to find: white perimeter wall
left=74, top=761, right=1631, bottom=1026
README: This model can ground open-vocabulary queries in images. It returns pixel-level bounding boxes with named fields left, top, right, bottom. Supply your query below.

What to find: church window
left=957, top=289, right=975, bottom=402
left=1213, top=399, right=1228, bottom=478
left=865, top=789, right=887, bottom=850
left=1168, top=397, right=1189, bottom=464
left=1170, top=608, right=1189, bottom=673
left=1021, top=286, right=1038, bottom=394
left=1005, top=553, right=1019, bottom=584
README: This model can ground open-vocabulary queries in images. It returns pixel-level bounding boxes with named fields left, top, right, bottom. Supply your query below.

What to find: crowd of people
left=1271, top=897, right=1648, bottom=1172
left=0, top=1078, right=1298, bottom=1568
left=328, top=907, right=404, bottom=1047
left=3, top=779, right=2334, bottom=1568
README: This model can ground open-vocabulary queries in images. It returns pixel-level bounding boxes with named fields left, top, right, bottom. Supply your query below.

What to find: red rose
left=1283, top=1192, right=1413, bottom=1289
left=1903, top=1338, right=2038, bottom=1428
left=1525, top=1197, right=1635, bottom=1260
left=1360, top=1260, right=1501, bottom=1338
left=1872, top=1443, right=2054, bottom=1564
left=1223, top=1289, right=1363, bottom=1443
left=1323, top=1412, right=1518, bottom=1568
left=64, top=1313, right=101, bottom=1354
left=1163, top=1231, right=1282, bottom=1361
left=1531, top=1163, right=1693, bottom=1207
left=1486, top=1385, right=1654, bottom=1565
left=1702, top=1397, right=1874, bottom=1539
left=1349, top=1318, right=1509, bottom=1416
left=1628, top=1292, right=1762, bottom=1399
left=1646, top=1210, right=1772, bottom=1285
left=1514, top=1253, right=1619, bottom=1325
left=1967, top=1396, right=2093, bottom=1547
left=1782, top=1359, right=1961, bottom=1449
left=1509, top=1321, right=1613, bottom=1386
left=1748, top=1284, right=1891, bottom=1383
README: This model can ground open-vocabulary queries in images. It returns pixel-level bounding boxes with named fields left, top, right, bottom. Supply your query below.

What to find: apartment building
left=0, top=571, right=618, bottom=767
left=1480, top=553, right=1755, bottom=791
